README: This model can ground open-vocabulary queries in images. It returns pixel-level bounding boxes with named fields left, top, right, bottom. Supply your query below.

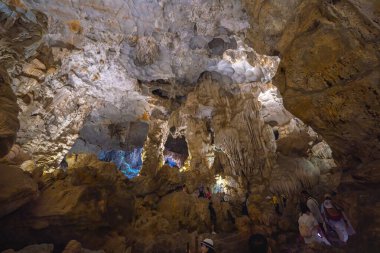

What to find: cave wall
left=0, top=81, right=19, bottom=158
left=0, top=2, right=47, bottom=158
left=243, top=0, right=380, bottom=167
left=1, top=0, right=379, bottom=251
left=243, top=0, right=380, bottom=249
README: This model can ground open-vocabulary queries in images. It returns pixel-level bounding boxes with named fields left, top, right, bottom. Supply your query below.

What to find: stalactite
left=270, top=159, right=320, bottom=196
left=213, top=91, right=275, bottom=187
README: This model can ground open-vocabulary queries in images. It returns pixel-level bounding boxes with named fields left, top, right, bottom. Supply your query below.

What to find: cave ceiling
left=1, top=0, right=283, bottom=167
left=0, top=0, right=379, bottom=252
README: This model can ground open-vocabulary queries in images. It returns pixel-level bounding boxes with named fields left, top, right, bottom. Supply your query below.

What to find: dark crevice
left=164, top=135, right=188, bottom=155
left=207, top=37, right=237, bottom=56
left=325, top=79, right=333, bottom=87
left=164, top=135, right=189, bottom=168
left=152, top=89, right=170, bottom=99
left=273, top=129, right=280, bottom=140
left=271, top=49, right=281, bottom=57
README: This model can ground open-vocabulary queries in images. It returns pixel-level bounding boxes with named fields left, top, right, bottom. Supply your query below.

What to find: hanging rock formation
left=0, top=1, right=46, bottom=158
left=0, top=0, right=378, bottom=252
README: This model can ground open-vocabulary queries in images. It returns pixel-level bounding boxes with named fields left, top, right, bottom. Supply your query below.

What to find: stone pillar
left=140, top=118, right=169, bottom=176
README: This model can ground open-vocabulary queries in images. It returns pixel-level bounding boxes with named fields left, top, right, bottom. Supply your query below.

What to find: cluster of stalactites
left=212, top=85, right=276, bottom=186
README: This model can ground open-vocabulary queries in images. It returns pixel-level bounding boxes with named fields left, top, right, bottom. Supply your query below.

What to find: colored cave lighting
left=213, top=175, right=227, bottom=193
left=98, top=148, right=143, bottom=179
left=164, top=157, right=178, bottom=167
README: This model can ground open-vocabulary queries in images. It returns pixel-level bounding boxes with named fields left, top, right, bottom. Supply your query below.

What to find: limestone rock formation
left=0, top=0, right=378, bottom=252
left=5, top=0, right=278, bottom=169
left=0, top=1, right=46, bottom=158
left=25, top=0, right=249, bottom=82
left=0, top=163, right=39, bottom=218
left=243, top=0, right=380, bottom=166
left=243, top=0, right=380, bottom=248
left=0, top=83, right=19, bottom=158
left=0, top=155, right=134, bottom=250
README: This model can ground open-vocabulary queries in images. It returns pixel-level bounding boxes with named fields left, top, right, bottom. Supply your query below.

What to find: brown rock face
left=0, top=82, right=19, bottom=158
left=0, top=163, right=39, bottom=218
left=243, top=0, right=380, bottom=166
left=0, top=155, right=135, bottom=250
left=0, top=2, right=46, bottom=158
left=243, top=0, right=380, bottom=249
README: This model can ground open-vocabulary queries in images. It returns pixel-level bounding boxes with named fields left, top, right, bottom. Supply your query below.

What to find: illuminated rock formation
left=0, top=0, right=378, bottom=252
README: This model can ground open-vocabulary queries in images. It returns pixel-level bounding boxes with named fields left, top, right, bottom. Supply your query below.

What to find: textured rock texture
left=24, top=0, right=250, bottom=83
left=14, top=43, right=146, bottom=168
left=0, top=154, right=134, bottom=250
left=7, top=0, right=278, bottom=168
left=243, top=0, right=380, bottom=250
left=0, top=2, right=46, bottom=157
left=0, top=162, right=38, bottom=218
left=169, top=74, right=276, bottom=188
left=0, top=83, right=18, bottom=158
left=1, top=0, right=378, bottom=252
left=243, top=0, right=380, bottom=167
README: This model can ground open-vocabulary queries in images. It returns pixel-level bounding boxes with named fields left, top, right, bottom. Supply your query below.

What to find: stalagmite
left=0, top=0, right=378, bottom=252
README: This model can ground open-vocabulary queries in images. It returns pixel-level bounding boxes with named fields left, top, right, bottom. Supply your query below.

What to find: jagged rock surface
left=0, top=162, right=39, bottom=218
left=24, top=0, right=250, bottom=83
left=8, top=0, right=280, bottom=168
left=0, top=2, right=46, bottom=158
left=0, top=154, right=134, bottom=251
left=243, top=0, right=380, bottom=166
left=0, top=0, right=378, bottom=252
left=243, top=0, right=380, bottom=249
left=0, top=83, right=19, bottom=158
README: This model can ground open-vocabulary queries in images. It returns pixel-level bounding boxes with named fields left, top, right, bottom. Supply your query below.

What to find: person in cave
left=220, top=192, right=229, bottom=202
left=301, top=190, right=327, bottom=233
left=205, top=187, right=212, bottom=200
left=209, top=201, right=217, bottom=234
left=198, top=186, right=205, bottom=198
left=298, top=202, right=331, bottom=246
left=320, top=195, right=355, bottom=244
left=272, top=195, right=282, bottom=216
left=200, top=238, right=216, bottom=253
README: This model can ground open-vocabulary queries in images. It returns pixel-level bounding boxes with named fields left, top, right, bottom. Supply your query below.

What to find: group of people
left=198, top=186, right=212, bottom=200
left=298, top=190, right=355, bottom=246
left=197, top=186, right=355, bottom=252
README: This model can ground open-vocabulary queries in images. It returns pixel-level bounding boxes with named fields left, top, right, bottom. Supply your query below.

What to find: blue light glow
left=164, top=157, right=178, bottom=167
left=98, top=148, right=143, bottom=179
